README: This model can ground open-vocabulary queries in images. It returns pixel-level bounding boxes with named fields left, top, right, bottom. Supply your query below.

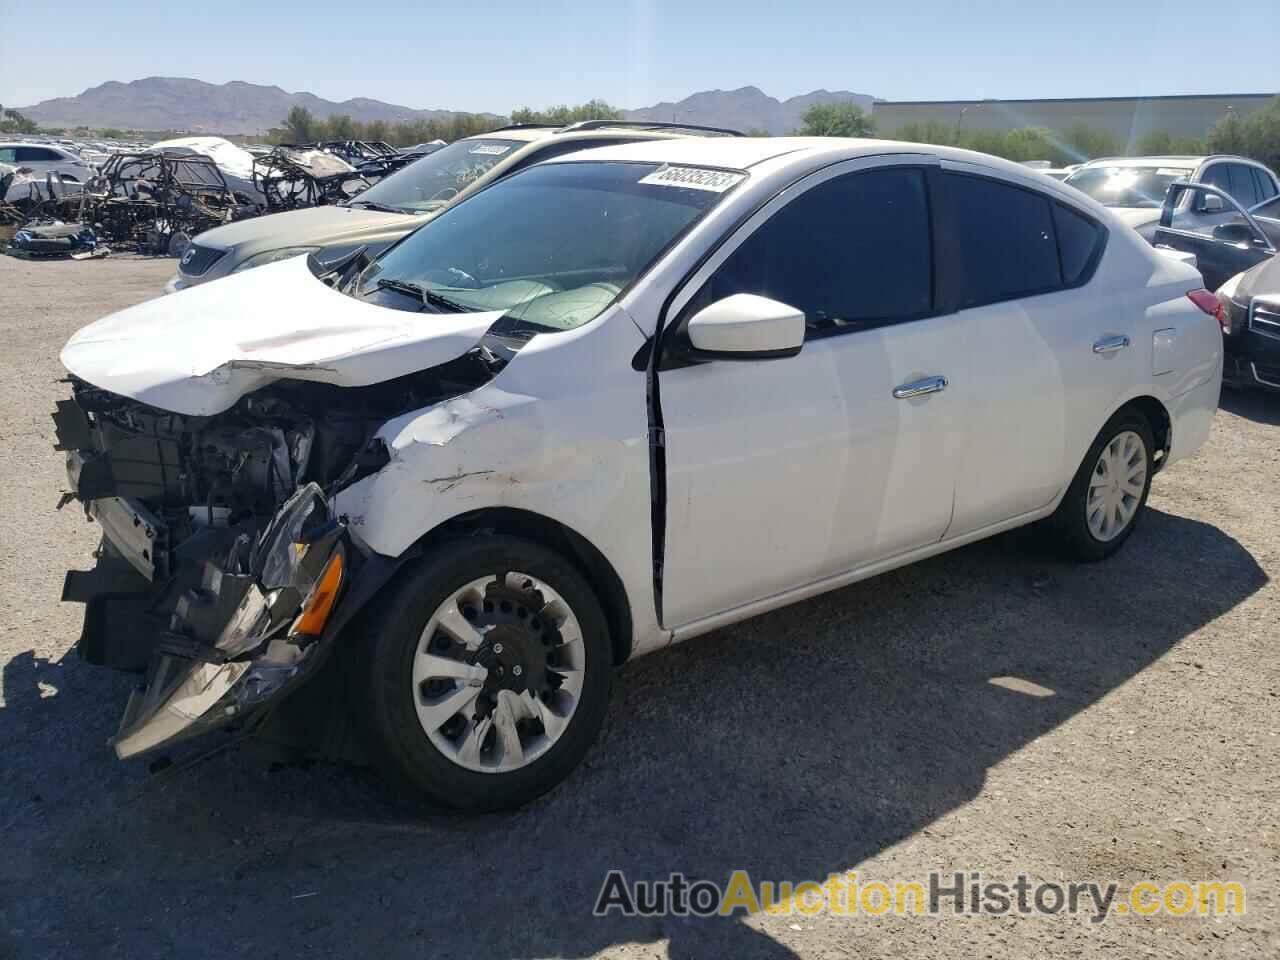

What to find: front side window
left=1163, top=183, right=1266, bottom=245
left=15, top=147, right=57, bottom=162
left=356, top=161, right=739, bottom=331
left=347, top=138, right=523, bottom=214
left=943, top=173, right=1060, bottom=307
left=0, top=148, right=15, bottom=164
left=691, top=167, right=932, bottom=329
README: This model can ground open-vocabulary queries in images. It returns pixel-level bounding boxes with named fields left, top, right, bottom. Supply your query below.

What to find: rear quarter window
left=1052, top=203, right=1107, bottom=285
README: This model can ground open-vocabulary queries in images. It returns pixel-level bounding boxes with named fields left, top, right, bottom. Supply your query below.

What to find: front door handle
left=893, top=375, right=948, bottom=399
left=1092, top=334, right=1131, bottom=354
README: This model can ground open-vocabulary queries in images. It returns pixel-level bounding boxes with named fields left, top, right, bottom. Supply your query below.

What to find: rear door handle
left=1092, top=335, right=1130, bottom=354
left=893, top=375, right=948, bottom=399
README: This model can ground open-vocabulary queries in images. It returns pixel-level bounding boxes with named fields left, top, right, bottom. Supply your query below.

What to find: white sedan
left=55, top=137, right=1223, bottom=811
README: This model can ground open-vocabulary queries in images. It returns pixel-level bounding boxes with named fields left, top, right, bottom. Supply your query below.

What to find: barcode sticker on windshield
left=469, top=144, right=512, bottom=156
left=638, top=165, right=745, bottom=192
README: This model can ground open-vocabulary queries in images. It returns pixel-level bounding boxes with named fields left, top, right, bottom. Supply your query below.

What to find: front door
left=656, top=161, right=968, bottom=628
left=1154, top=183, right=1274, bottom=291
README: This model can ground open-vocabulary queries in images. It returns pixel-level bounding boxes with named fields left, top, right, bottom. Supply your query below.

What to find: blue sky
left=2, top=0, right=1278, bottom=111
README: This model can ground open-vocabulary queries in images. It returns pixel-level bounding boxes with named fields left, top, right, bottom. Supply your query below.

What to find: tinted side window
left=943, top=173, right=1060, bottom=307
left=1052, top=203, right=1105, bottom=285
left=0, top=148, right=15, bottom=164
left=696, top=167, right=932, bottom=328
left=15, top=147, right=56, bottom=162
left=1227, top=164, right=1261, bottom=208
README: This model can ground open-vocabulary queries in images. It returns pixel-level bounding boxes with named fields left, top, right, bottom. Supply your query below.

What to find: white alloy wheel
left=1086, top=430, right=1148, bottom=542
left=412, top=572, right=587, bottom=773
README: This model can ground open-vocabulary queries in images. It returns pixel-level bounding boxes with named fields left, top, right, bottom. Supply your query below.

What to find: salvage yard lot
left=1, top=253, right=1277, bottom=959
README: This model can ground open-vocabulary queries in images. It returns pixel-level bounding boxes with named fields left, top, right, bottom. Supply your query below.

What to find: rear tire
left=1049, top=410, right=1155, bottom=562
left=360, top=535, right=612, bottom=812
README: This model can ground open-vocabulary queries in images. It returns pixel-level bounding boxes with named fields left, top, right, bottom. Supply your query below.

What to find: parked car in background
left=0, top=141, right=94, bottom=184
left=57, top=137, right=1222, bottom=811
left=164, top=120, right=743, bottom=294
left=1153, top=182, right=1280, bottom=391
left=1064, top=155, right=1280, bottom=240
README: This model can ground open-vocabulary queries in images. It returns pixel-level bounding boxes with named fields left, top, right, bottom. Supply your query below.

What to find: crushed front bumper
left=61, top=471, right=353, bottom=759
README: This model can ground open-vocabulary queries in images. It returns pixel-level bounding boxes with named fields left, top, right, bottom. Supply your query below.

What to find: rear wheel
left=361, top=535, right=612, bottom=811
left=1049, top=410, right=1155, bottom=562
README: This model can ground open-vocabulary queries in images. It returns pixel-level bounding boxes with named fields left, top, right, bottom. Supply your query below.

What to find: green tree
left=1134, top=130, right=1206, bottom=156
left=0, top=105, right=38, bottom=134
left=1060, top=122, right=1120, bottom=162
left=509, top=100, right=621, bottom=127
left=796, top=102, right=875, bottom=137
left=284, top=106, right=317, bottom=143
left=324, top=114, right=356, bottom=139
left=1209, top=97, right=1280, bottom=172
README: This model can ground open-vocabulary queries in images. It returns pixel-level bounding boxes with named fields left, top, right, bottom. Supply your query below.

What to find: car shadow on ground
left=1220, top=386, right=1280, bottom=425
left=0, top=508, right=1267, bottom=959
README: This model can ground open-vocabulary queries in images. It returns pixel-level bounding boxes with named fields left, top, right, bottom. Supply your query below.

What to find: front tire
left=361, top=535, right=612, bottom=811
left=1049, top=410, right=1155, bottom=562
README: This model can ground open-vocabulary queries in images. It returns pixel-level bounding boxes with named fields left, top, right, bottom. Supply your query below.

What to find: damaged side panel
left=333, top=307, right=666, bottom=657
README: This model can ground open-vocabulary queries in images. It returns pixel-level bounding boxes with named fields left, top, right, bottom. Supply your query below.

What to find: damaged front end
left=53, top=353, right=494, bottom=759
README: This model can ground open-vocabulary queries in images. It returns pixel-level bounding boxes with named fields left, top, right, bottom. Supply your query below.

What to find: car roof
left=537, top=135, right=1094, bottom=176
left=460, top=126, right=738, bottom=147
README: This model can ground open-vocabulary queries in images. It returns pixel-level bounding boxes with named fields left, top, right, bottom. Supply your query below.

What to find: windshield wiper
left=373, top=278, right=469, bottom=312
left=347, top=199, right=407, bottom=214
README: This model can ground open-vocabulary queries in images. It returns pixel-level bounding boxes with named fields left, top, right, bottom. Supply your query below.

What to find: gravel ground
left=1, top=254, right=1277, bottom=960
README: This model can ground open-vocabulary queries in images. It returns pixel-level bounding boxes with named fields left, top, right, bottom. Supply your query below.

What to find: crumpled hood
left=61, top=255, right=499, bottom=416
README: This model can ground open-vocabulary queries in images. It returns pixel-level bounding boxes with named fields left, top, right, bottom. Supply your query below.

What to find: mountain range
left=15, top=77, right=876, bottom=136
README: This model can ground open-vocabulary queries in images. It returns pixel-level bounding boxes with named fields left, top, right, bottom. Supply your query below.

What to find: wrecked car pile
left=251, top=145, right=371, bottom=212
left=315, top=140, right=425, bottom=181
left=66, top=151, right=262, bottom=255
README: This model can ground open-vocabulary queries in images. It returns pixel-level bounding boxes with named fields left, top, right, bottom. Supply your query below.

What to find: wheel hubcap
left=1087, top=430, right=1147, bottom=542
left=412, top=572, right=585, bottom=773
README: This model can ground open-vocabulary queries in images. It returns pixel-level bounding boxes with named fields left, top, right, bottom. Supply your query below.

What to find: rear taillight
left=1187, top=288, right=1227, bottom=333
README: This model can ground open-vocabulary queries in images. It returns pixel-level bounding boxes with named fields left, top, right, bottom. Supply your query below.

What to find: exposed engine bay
left=53, top=343, right=505, bottom=759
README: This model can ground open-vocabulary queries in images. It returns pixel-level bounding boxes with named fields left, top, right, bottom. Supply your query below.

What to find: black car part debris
left=251, top=145, right=371, bottom=213
left=8, top=220, right=99, bottom=259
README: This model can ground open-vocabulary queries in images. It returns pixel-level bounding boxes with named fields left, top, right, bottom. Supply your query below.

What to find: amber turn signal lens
left=293, top=550, right=344, bottom=637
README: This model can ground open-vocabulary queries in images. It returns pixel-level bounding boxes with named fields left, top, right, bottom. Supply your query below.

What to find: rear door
left=937, top=166, right=1119, bottom=536
left=1154, top=183, right=1275, bottom=290
left=656, top=158, right=969, bottom=627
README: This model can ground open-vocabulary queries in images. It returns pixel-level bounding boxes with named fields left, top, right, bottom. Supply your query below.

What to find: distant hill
left=16, top=77, right=878, bottom=136
left=16, top=77, right=501, bottom=135
left=622, top=85, right=877, bottom=135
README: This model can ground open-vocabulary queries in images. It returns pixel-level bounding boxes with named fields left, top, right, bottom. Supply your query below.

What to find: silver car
left=165, top=121, right=740, bottom=293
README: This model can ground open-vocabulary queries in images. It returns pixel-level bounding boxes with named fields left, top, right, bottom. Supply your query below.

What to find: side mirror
left=683, top=294, right=805, bottom=361
left=1201, top=194, right=1225, bottom=213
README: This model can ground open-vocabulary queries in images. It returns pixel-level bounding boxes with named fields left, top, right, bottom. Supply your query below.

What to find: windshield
left=347, top=137, right=522, bottom=214
left=1064, top=165, right=1194, bottom=208
left=355, top=160, right=741, bottom=330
